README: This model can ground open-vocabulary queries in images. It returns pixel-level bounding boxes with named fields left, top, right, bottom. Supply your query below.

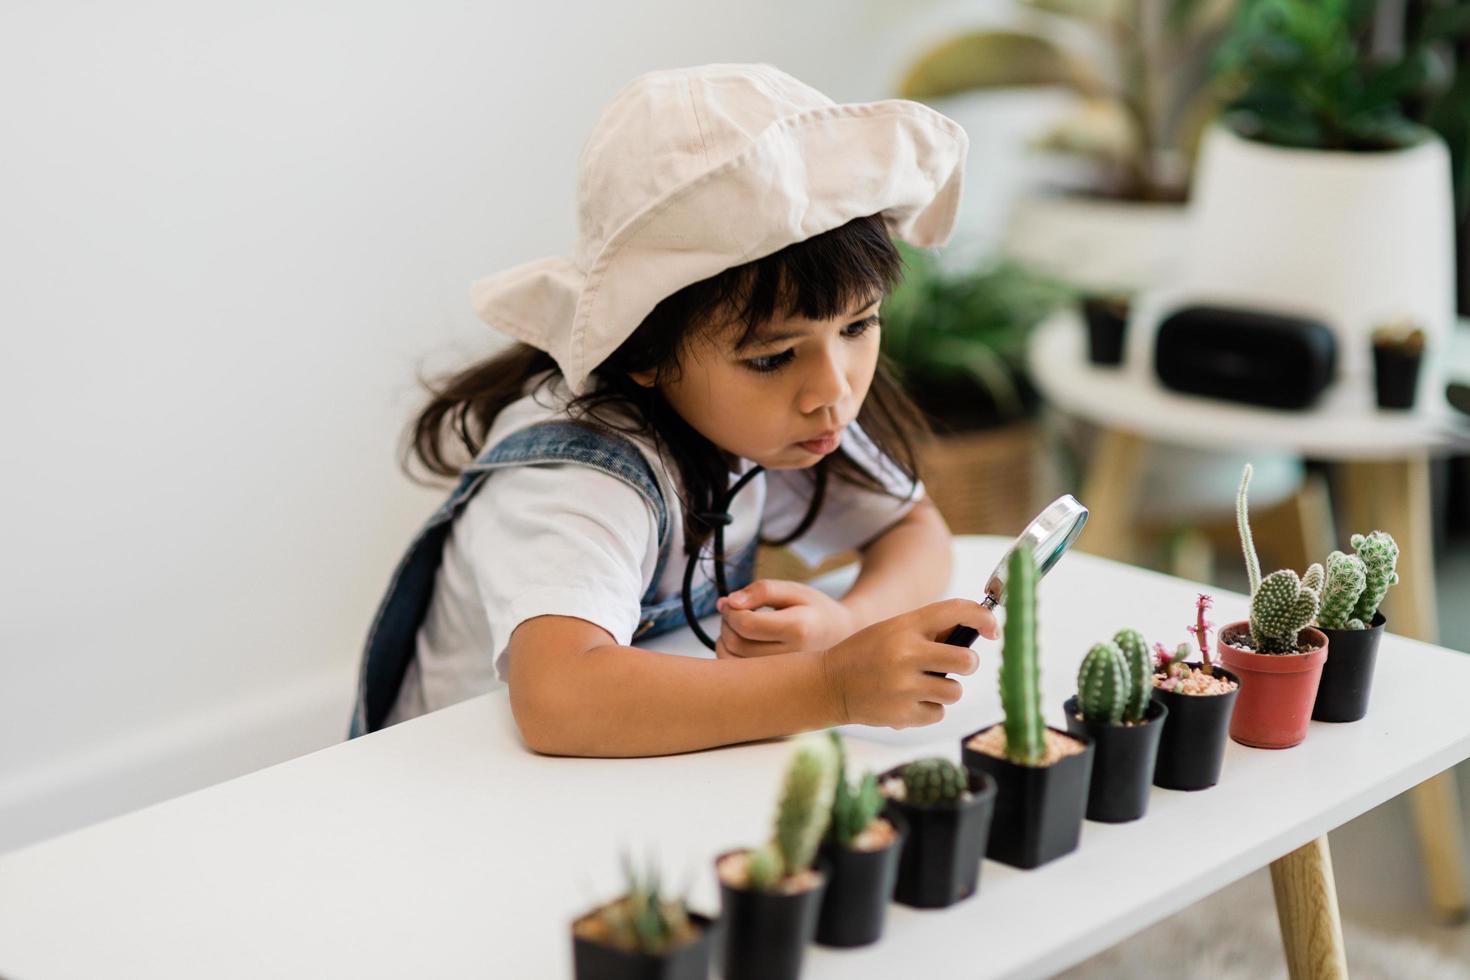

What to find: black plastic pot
left=879, top=765, right=996, bottom=909
left=1151, top=663, right=1240, bottom=791
left=1063, top=697, right=1167, bottom=823
left=1082, top=295, right=1130, bottom=366
left=715, top=852, right=827, bottom=980
left=572, top=911, right=716, bottom=980
left=815, top=809, right=908, bottom=948
left=1313, top=612, right=1387, bottom=723
left=960, top=725, right=1094, bottom=869
left=1373, top=344, right=1423, bottom=409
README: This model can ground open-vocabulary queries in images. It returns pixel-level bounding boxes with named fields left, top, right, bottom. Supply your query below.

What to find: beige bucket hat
left=470, top=62, right=970, bottom=395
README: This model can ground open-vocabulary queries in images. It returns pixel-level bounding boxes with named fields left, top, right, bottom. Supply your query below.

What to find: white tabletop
left=4, top=537, right=1470, bottom=980
left=1027, top=310, right=1470, bottom=459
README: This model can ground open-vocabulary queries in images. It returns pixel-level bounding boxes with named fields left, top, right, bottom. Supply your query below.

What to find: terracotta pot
left=1217, top=620, right=1328, bottom=749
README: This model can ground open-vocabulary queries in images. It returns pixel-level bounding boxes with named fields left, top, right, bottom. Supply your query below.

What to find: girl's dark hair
left=406, top=212, right=933, bottom=559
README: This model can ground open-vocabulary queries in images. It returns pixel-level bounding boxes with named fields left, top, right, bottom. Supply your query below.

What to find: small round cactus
left=1249, top=568, right=1322, bottom=654
left=1112, top=628, right=1153, bottom=722
left=1077, top=641, right=1128, bottom=725
left=900, top=757, right=968, bottom=807
left=1350, top=531, right=1399, bottom=626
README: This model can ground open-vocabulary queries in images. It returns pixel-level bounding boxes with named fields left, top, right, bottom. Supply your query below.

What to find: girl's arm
left=840, top=499, right=954, bottom=630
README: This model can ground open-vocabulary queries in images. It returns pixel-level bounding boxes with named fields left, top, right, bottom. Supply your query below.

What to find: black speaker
left=1153, top=305, right=1337, bottom=410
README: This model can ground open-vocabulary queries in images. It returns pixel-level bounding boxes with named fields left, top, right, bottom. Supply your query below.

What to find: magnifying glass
left=941, top=494, right=1089, bottom=649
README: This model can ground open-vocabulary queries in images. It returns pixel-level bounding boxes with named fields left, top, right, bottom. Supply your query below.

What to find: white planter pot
left=1178, top=123, right=1455, bottom=380
left=1003, top=191, right=1188, bottom=294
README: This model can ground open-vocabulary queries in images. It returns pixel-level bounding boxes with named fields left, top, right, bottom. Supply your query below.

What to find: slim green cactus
left=594, top=855, right=693, bottom=954
left=827, top=731, right=883, bottom=848
left=900, top=757, right=968, bottom=806
left=1113, top=628, right=1152, bottom=722
left=1237, top=464, right=1262, bottom=596
left=745, top=733, right=838, bottom=890
left=1077, top=641, right=1128, bottom=725
left=1318, top=550, right=1368, bottom=630
left=1350, top=531, right=1400, bottom=626
left=1000, top=547, right=1045, bottom=764
left=1249, top=569, right=1322, bottom=653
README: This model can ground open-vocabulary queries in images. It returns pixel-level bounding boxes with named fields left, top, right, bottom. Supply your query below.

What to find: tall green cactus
left=1318, top=550, right=1367, bottom=630
left=900, top=757, right=968, bottom=807
left=1249, top=569, right=1322, bottom=653
left=1350, top=531, right=1399, bottom=626
left=1113, top=628, right=1152, bottom=722
left=748, top=733, right=838, bottom=890
left=1000, top=547, right=1045, bottom=764
left=827, top=731, right=883, bottom=848
left=1237, top=464, right=1262, bottom=595
left=1077, top=641, right=1128, bottom=725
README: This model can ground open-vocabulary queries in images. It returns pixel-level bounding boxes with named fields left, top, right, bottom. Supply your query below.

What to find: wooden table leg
left=1271, top=835, right=1349, bottom=980
left=1340, top=455, right=1469, bottom=922
left=1077, top=427, right=1148, bottom=565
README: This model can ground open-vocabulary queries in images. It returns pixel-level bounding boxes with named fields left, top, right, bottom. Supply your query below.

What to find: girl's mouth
left=796, top=429, right=842, bottom=454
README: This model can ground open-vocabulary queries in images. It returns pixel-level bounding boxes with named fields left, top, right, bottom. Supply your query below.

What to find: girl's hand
left=822, top=598, right=998, bottom=729
left=714, top=579, right=856, bottom=658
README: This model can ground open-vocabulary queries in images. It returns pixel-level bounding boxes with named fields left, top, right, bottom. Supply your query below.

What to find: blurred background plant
left=881, top=242, right=1075, bottom=431
left=898, top=0, right=1241, bottom=202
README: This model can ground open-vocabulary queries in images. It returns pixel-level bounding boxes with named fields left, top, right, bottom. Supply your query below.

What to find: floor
left=1062, top=515, right=1470, bottom=977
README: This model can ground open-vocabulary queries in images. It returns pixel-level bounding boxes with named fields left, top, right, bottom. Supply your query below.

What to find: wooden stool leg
left=1077, top=428, right=1148, bottom=565
left=1272, top=835, right=1349, bottom=980
left=1340, top=456, right=1468, bottom=922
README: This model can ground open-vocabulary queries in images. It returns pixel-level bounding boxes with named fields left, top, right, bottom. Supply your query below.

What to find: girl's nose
left=797, top=345, right=852, bottom=415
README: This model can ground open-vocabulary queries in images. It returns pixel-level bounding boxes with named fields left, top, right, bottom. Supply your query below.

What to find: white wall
left=1, top=0, right=1055, bottom=853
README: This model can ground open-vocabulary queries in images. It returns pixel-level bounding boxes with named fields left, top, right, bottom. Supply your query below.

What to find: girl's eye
left=742, top=316, right=880, bottom=375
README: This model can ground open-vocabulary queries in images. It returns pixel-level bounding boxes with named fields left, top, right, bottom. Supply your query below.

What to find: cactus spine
left=1000, top=546, right=1045, bottom=764
left=900, top=757, right=968, bottom=806
left=1350, top=531, right=1399, bottom=626
left=1318, top=550, right=1367, bottom=630
left=1113, top=628, right=1152, bottom=722
left=827, top=731, right=883, bottom=848
left=1077, top=642, right=1128, bottom=724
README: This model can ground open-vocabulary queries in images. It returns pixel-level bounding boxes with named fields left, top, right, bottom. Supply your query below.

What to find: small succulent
left=1113, top=628, right=1153, bottom=722
left=899, top=758, right=968, bottom=807
left=745, top=733, right=839, bottom=891
left=1077, top=641, right=1129, bottom=725
left=1318, top=550, right=1368, bottom=630
left=999, top=546, right=1045, bottom=764
left=827, top=731, right=884, bottom=849
left=1237, top=464, right=1322, bottom=653
left=1186, top=594, right=1216, bottom=669
left=1350, top=531, right=1400, bottom=626
left=589, top=856, right=694, bottom=955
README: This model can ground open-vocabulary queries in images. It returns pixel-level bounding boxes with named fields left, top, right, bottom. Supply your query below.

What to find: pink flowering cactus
left=1153, top=594, right=1218, bottom=691
left=1186, top=593, right=1215, bottom=669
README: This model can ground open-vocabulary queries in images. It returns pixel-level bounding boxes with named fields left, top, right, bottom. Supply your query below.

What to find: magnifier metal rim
left=984, top=494, right=1089, bottom=604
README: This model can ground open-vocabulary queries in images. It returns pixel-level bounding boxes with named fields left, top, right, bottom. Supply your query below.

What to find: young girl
left=350, top=63, right=998, bottom=754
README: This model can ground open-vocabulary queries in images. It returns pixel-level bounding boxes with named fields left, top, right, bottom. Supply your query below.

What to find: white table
left=1029, top=310, right=1470, bottom=925
left=5, top=537, right=1470, bottom=979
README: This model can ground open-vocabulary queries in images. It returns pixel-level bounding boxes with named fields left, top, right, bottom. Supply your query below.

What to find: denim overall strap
left=348, top=420, right=670, bottom=738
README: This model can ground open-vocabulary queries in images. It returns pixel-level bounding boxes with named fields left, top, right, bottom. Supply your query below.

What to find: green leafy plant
left=1000, top=546, right=1047, bottom=763
left=881, top=244, right=1074, bottom=429
left=899, top=757, right=969, bottom=806
left=1235, top=463, right=1323, bottom=653
left=827, top=731, right=885, bottom=848
left=897, top=0, right=1241, bottom=200
left=745, top=734, right=839, bottom=891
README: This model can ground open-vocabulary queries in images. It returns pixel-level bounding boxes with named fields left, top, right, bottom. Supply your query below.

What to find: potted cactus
left=878, top=757, right=994, bottom=909
left=814, top=732, right=907, bottom=948
left=571, top=857, right=715, bottom=980
left=714, top=734, right=836, bottom=980
left=1062, top=628, right=1168, bottom=823
left=961, top=547, right=1094, bottom=869
left=1151, top=594, right=1241, bottom=791
left=1311, top=531, right=1400, bottom=722
left=1217, top=464, right=1330, bottom=748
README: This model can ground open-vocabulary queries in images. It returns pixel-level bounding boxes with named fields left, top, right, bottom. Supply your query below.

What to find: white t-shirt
left=384, top=370, right=925, bottom=726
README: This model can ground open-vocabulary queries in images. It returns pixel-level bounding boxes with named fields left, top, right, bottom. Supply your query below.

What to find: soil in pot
left=572, top=904, right=715, bottom=980
left=960, top=725, right=1093, bottom=869
left=715, top=850, right=827, bottom=980
left=814, top=811, right=906, bottom=948
left=878, top=765, right=996, bottom=908
left=1151, top=662, right=1240, bottom=790
left=1217, top=621, right=1328, bottom=749
left=1063, top=697, right=1167, bottom=823
left=1313, top=611, right=1387, bottom=723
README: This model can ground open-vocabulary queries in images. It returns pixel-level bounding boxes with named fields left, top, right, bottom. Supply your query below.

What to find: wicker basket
left=756, top=422, right=1046, bottom=583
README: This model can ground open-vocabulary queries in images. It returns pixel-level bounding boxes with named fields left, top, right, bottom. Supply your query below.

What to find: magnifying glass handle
left=928, top=595, right=999, bottom=676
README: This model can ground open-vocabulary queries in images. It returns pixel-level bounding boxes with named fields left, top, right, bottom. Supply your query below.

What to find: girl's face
left=635, top=293, right=884, bottom=469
